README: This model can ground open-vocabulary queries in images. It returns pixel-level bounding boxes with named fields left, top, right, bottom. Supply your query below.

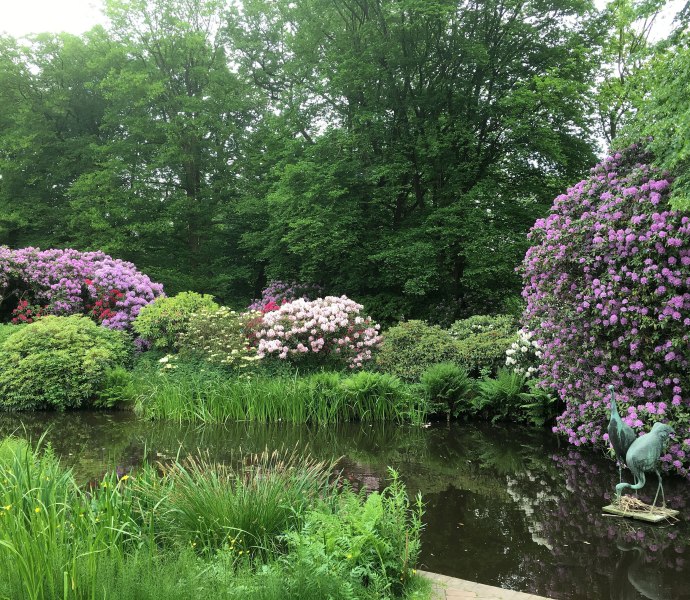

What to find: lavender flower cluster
left=521, top=144, right=690, bottom=475
left=248, top=280, right=324, bottom=312
left=254, top=295, right=382, bottom=368
left=0, top=246, right=164, bottom=330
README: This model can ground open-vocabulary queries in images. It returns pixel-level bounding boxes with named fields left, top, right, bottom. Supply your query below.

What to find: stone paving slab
left=418, top=570, right=554, bottom=600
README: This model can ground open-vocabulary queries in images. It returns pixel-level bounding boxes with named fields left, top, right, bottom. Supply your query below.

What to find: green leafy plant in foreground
left=0, top=438, right=429, bottom=600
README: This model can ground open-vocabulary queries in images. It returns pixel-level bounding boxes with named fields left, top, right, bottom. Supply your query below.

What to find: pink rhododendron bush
left=254, top=295, right=382, bottom=368
left=522, top=144, right=690, bottom=476
left=0, top=247, right=164, bottom=330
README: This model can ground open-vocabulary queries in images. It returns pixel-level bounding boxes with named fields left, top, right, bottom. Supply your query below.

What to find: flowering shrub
left=10, top=300, right=43, bottom=324
left=133, top=292, right=218, bottom=351
left=505, top=329, right=542, bottom=378
left=179, top=307, right=261, bottom=369
left=248, top=280, right=323, bottom=312
left=255, top=296, right=382, bottom=368
left=521, top=143, right=690, bottom=475
left=0, top=247, right=164, bottom=330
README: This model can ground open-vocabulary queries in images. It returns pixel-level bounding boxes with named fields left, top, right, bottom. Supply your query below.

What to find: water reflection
left=0, top=413, right=688, bottom=599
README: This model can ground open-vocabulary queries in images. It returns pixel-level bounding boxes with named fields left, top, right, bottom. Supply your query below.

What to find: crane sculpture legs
left=615, top=470, right=667, bottom=509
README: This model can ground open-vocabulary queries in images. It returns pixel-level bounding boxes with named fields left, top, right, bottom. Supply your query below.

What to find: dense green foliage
left=619, top=32, right=690, bottom=209
left=0, top=0, right=604, bottom=321
left=449, top=315, right=517, bottom=376
left=0, top=316, right=131, bottom=410
left=375, top=321, right=464, bottom=382
left=134, top=363, right=422, bottom=425
left=0, top=323, right=25, bottom=345
left=133, top=292, right=219, bottom=351
left=420, top=363, right=474, bottom=421
left=178, top=306, right=260, bottom=369
left=0, top=438, right=428, bottom=600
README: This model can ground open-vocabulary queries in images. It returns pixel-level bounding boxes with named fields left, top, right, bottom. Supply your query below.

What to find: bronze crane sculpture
left=615, top=422, right=675, bottom=507
left=607, top=385, right=636, bottom=482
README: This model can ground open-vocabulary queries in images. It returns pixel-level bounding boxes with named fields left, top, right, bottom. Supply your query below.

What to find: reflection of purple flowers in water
left=510, top=447, right=689, bottom=599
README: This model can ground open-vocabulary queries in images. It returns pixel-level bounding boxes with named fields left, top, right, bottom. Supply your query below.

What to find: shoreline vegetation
left=0, top=436, right=430, bottom=600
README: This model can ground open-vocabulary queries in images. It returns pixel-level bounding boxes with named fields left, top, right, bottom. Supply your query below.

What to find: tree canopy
left=0, top=0, right=678, bottom=321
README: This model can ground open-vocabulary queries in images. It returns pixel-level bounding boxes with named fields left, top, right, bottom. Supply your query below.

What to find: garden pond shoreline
left=1, top=412, right=688, bottom=599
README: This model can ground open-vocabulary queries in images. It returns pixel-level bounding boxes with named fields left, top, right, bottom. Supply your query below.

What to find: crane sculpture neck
left=609, top=386, right=619, bottom=418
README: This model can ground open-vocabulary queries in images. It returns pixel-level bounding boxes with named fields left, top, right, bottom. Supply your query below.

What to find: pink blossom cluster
left=0, top=246, right=164, bottom=330
left=521, top=144, right=690, bottom=476
left=254, top=295, right=382, bottom=368
left=248, top=280, right=324, bottom=312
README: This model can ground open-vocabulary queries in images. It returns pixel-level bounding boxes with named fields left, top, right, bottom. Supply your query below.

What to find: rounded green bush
left=375, top=320, right=463, bottom=382
left=0, top=315, right=131, bottom=410
left=449, top=315, right=517, bottom=377
left=132, top=292, right=219, bottom=351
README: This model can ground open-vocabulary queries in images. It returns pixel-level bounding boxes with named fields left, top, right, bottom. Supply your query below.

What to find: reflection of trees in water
left=506, top=447, right=690, bottom=599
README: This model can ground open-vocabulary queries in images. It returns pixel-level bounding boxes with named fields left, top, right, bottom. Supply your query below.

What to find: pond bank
left=0, top=412, right=688, bottom=599
left=420, top=570, right=552, bottom=599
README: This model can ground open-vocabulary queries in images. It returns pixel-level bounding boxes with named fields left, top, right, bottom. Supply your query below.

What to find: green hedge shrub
left=0, top=323, right=26, bottom=345
left=133, top=292, right=219, bottom=351
left=449, top=315, right=517, bottom=377
left=0, top=315, right=131, bottom=410
left=375, top=320, right=463, bottom=382
left=420, top=362, right=474, bottom=421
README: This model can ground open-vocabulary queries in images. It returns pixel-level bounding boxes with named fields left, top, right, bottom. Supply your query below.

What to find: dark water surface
left=0, top=412, right=688, bottom=600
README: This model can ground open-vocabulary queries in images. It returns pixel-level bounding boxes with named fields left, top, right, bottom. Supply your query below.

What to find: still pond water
left=0, top=412, right=688, bottom=600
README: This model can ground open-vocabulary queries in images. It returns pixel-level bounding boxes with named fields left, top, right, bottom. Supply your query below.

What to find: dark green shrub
left=420, top=362, right=473, bottom=421
left=449, top=315, right=517, bottom=377
left=375, top=320, right=463, bottom=382
left=339, top=371, right=411, bottom=421
left=94, top=366, right=138, bottom=409
left=472, top=368, right=528, bottom=422
left=0, top=315, right=131, bottom=410
left=133, top=292, right=219, bottom=351
left=448, top=314, right=515, bottom=338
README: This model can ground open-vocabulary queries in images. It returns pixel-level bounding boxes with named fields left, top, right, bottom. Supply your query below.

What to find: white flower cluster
left=256, top=295, right=382, bottom=368
left=505, top=329, right=543, bottom=378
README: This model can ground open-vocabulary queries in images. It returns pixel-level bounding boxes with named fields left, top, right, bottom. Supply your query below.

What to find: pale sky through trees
left=0, top=0, right=685, bottom=38
left=1, top=0, right=107, bottom=37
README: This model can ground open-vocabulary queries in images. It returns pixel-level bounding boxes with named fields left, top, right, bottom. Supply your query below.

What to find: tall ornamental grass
left=0, top=437, right=428, bottom=600
left=134, top=368, right=425, bottom=424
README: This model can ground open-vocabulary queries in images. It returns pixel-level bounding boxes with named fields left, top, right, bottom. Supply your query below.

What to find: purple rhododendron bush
left=0, top=247, right=164, bottom=330
left=254, top=295, right=382, bottom=368
left=522, top=144, right=690, bottom=476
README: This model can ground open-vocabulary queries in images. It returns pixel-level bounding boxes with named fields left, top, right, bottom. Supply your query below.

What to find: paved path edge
left=417, top=570, right=555, bottom=600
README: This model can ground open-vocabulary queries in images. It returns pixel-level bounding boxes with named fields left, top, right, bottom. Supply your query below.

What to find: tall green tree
left=67, top=0, right=261, bottom=298
left=0, top=29, right=118, bottom=248
left=618, top=31, right=690, bottom=209
left=594, top=0, right=667, bottom=145
left=229, top=0, right=600, bottom=320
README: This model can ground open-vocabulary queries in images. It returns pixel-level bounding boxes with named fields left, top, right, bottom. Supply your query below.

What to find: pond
left=0, top=412, right=688, bottom=600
